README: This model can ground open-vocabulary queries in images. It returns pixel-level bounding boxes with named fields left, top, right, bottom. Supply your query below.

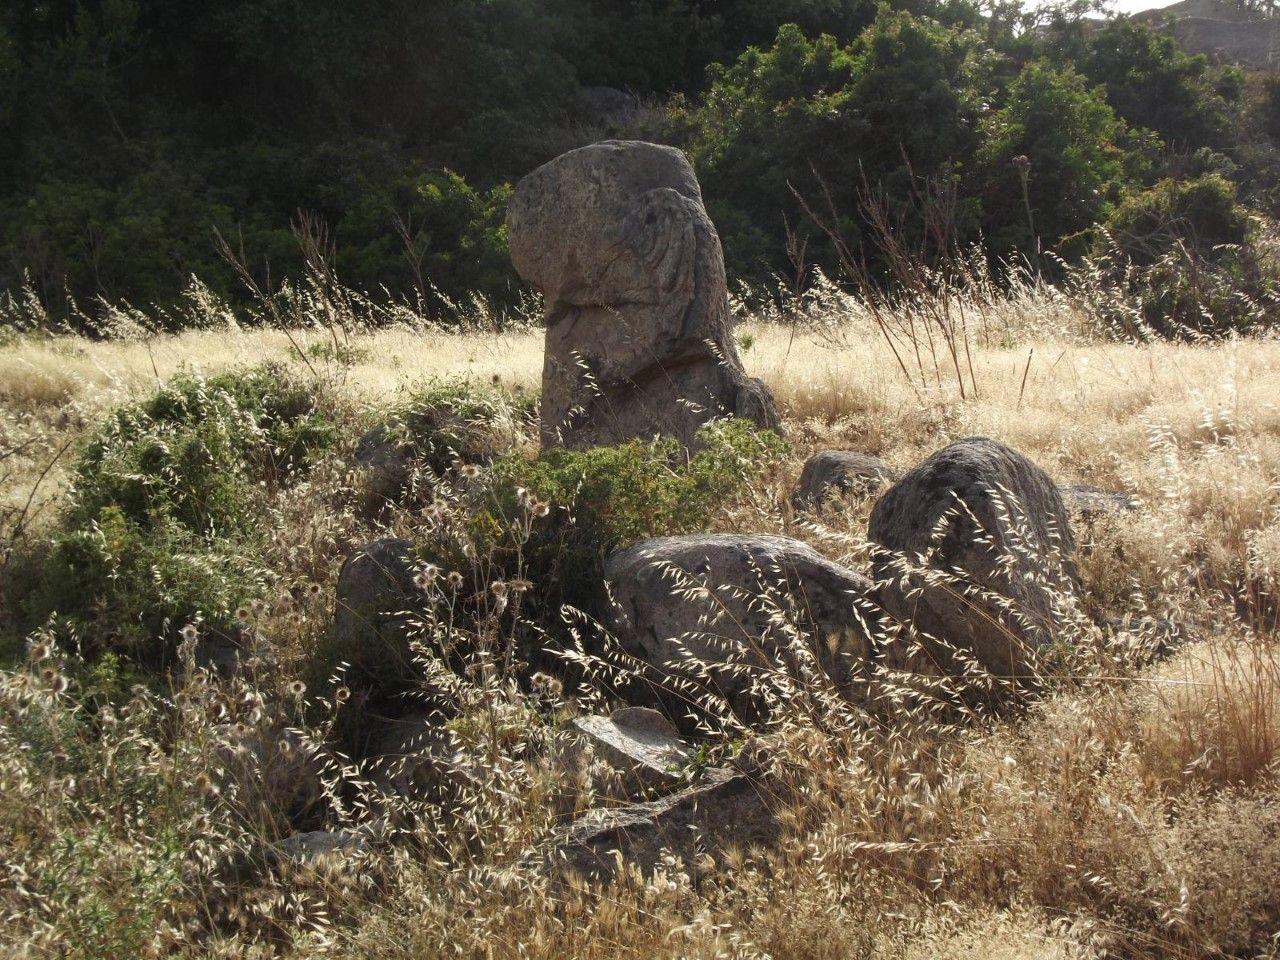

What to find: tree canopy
left=0, top=0, right=1270, bottom=323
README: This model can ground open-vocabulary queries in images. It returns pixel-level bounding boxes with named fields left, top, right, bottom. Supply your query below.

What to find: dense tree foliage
left=0, top=0, right=1273, bottom=323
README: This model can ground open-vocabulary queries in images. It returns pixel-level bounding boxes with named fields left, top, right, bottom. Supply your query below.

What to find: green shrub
left=490, top=418, right=787, bottom=613
left=389, top=379, right=538, bottom=476
left=1094, top=176, right=1274, bottom=336
left=13, top=365, right=339, bottom=662
left=73, top=364, right=338, bottom=533
left=1106, top=175, right=1250, bottom=266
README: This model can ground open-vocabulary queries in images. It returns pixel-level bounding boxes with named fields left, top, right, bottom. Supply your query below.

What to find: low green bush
left=1107, top=175, right=1250, bottom=267
left=490, top=418, right=788, bottom=613
left=389, top=379, right=538, bottom=476
left=1094, top=175, right=1276, bottom=336
left=12, top=365, right=340, bottom=663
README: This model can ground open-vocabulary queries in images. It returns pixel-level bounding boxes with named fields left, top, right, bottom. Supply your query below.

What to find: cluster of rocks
left=314, top=140, right=1150, bottom=879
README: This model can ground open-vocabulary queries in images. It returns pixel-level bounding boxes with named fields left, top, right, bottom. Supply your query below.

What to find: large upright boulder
left=506, top=140, right=779, bottom=451
left=605, top=534, right=878, bottom=717
left=868, top=437, right=1080, bottom=679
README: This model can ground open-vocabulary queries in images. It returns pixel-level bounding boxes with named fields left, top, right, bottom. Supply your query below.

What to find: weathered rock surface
left=1059, top=483, right=1141, bottom=521
left=355, top=403, right=516, bottom=515
left=328, top=538, right=425, bottom=697
left=365, top=709, right=484, bottom=805
left=533, top=765, right=781, bottom=883
left=568, top=707, right=691, bottom=796
left=277, top=829, right=369, bottom=863
left=791, top=450, right=896, bottom=511
left=606, top=534, right=878, bottom=714
left=332, top=538, right=417, bottom=646
left=868, top=437, right=1080, bottom=678
left=506, top=140, right=780, bottom=451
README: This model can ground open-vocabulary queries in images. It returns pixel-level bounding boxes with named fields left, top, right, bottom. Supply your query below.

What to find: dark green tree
left=1072, top=19, right=1240, bottom=153
left=680, top=13, right=984, bottom=282
left=976, top=61, right=1134, bottom=260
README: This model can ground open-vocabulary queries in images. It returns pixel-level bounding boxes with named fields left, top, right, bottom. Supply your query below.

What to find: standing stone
left=867, top=437, right=1080, bottom=679
left=506, top=140, right=780, bottom=451
left=326, top=538, right=424, bottom=701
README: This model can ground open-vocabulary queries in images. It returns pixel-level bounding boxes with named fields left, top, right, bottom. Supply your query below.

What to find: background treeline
left=3, top=0, right=1280, bottom=330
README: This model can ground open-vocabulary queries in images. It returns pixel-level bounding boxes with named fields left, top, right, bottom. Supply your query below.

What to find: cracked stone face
left=506, top=140, right=780, bottom=451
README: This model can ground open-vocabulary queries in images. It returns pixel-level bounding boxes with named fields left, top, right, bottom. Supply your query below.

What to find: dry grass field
left=0, top=286, right=1278, bottom=958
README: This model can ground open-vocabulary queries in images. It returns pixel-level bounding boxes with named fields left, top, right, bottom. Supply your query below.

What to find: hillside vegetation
left=0, top=273, right=1278, bottom=957
left=4, top=0, right=1280, bottom=334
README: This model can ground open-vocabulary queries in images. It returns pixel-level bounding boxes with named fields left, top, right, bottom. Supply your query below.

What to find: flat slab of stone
left=1059, top=484, right=1141, bottom=520
left=532, top=766, right=782, bottom=883
left=570, top=706, right=691, bottom=794
left=277, top=829, right=368, bottom=863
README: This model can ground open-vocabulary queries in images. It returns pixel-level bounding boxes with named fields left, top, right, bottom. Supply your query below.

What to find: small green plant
left=307, top=340, right=371, bottom=365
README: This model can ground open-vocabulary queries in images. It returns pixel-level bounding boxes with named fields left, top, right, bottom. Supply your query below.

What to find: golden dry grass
left=2, top=308, right=1279, bottom=959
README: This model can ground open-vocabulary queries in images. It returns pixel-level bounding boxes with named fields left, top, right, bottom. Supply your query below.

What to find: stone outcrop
left=605, top=534, right=878, bottom=715
left=1131, top=0, right=1280, bottom=69
left=506, top=140, right=779, bottom=451
left=567, top=707, right=691, bottom=798
left=1059, top=483, right=1141, bottom=521
left=790, top=450, right=896, bottom=511
left=868, top=437, right=1080, bottom=679
left=531, top=765, right=782, bottom=884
